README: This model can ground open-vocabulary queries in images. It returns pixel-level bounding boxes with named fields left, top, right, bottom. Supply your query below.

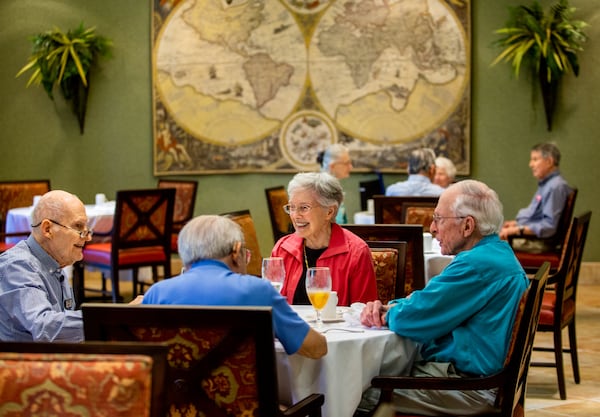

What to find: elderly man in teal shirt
left=359, top=179, right=528, bottom=416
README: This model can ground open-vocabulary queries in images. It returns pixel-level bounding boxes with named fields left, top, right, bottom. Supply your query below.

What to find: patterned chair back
left=0, top=341, right=168, bottom=417
left=221, top=209, right=263, bottom=277
left=83, top=304, right=281, bottom=417
left=367, top=241, right=407, bottom=303
left=343, top=224, right=425, bottom=297
left=0, top=179, right=50, bottom=235
left=265, top=186, right=293, bottom=242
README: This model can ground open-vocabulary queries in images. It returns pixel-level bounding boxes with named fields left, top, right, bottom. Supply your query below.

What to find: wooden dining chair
left=367, top=241, right=407, bottom=304
left=0, top=341, right=169, bottom=417
left=343, top=224, right=425, bottom=297
left=370, top=262, right=550, bottom=417
left=373, top=196, right=439, bottom=232
left=510, top=188, right=577, bottom=274
left=265, top=185, right=293, bottom=242
left=0, top=179, right=51, bottom=252
left=78, top=188, right=175, bottom=302
left=157, top=179, right=198, bottom=253
left=221, top=209, right=263, bottom=277
left=531, top=211, right=591, bottom=400
left=82, top=304, right=325, bottom=417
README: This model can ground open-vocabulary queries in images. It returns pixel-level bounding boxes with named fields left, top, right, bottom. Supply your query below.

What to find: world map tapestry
left=152, top=0, right=471, bottom=175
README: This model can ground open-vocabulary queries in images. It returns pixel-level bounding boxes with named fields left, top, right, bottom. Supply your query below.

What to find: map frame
left=152, top=0, right=471, bottom=176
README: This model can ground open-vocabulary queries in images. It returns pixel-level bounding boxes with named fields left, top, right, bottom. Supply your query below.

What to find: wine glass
left=305, top=267, right=332, bottom=328
left=261, top=257, right=285, bottom=292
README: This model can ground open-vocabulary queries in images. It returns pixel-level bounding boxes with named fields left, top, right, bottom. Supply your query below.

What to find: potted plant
left=491, top=0, right=588, bottom=131
left=16, top=23, right=112, bottom=134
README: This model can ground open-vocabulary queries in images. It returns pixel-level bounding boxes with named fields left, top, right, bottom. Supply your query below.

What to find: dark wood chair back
left=265, top=185, right=293, bottom=242
left=0, top=341, right=169, bottom=417
left=531, top=211, right=591, bottom=399
left=79, top=188, right=175, bottom=302
left=157, top=179, right=198, bottom=231
left=0, top=179, right=50, bottom=240
left=221, top=209, right=263, bottom=277
left=371, top=262, right=550, bottom=417
left=82, top=304, right=324, bottom=417
left=367, top=241, right=407, bottom=304
left=512, top=188, right=577, bottom=273
left=158, top=179, right=198, bottom=253
left=342, top=224, right=424, bottom=297
left=374, top=196, right=439, bottom=232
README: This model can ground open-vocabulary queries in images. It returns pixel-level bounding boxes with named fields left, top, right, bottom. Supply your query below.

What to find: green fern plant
left=16, top=23, right=112, bottom=134
left=491, top=0, right=587, bottom=131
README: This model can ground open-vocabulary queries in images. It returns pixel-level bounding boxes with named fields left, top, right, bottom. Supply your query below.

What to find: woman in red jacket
left=271, top=172, right=377, bottom=306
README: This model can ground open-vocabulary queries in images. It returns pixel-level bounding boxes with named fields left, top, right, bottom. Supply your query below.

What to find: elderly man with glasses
left=357, top=180, right=529, bottom=416
left=0, top=190, right=93, bottom=342
left=142, top=214, right=327, bottom=359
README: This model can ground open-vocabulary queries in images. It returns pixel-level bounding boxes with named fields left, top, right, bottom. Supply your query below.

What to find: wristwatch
left=518, top=225, right=524, bottom=236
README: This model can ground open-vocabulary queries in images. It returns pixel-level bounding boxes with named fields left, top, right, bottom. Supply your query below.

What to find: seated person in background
left=317, top=143, right=353, bottom=224
left=386, top=148, right=444, bottom=197
left=142, top=215, right=327, bottom=359
left=358, top=180, right=528, bottom=416
left=433, top=156, right=457, bottom=188
left=500, top=142, right=572, bottom=253
left=271, top=172, right=377, bottom=306
left=0, top=190, right=92, bottom=342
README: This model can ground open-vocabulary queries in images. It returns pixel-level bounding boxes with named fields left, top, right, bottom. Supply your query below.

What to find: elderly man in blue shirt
left=500, top=142, right=572, bottom=252
left=0, top=190, right=93, bottom=342
left=386, top=148, right=444, bottom=197
left=358, top=180, right=528, bottom=416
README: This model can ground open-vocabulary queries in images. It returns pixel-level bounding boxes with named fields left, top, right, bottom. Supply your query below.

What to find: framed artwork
left=152, top=0, right=471, bottom=175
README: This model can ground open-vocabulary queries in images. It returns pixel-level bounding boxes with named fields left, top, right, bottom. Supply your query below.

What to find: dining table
left=275, top=305, right=419, bottom=417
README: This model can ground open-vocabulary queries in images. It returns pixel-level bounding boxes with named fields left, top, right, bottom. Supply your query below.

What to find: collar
left=26, top=235, right=62, bottom=275
left=538, top=169, right=560, bottom=186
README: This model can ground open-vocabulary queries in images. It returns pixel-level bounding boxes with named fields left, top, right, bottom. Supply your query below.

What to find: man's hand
left=360, top=300, right=389, bottom=328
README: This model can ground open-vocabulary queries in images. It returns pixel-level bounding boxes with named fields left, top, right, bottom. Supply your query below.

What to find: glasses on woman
left=283, top=204, right=318, bottom=215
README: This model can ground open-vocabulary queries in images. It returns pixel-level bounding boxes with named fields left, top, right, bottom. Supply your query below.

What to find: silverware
left=320, top=327, right=364, bottom=333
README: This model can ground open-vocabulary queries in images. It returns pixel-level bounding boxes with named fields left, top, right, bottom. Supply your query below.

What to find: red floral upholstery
left=0, top=352, right=154, bottom=416
left=128, top=326, right=260, bottom=416
left=83, top=305, right=324, bottom=417
left=404, top=206, right=435, bottom=233
left=371, top=248, right=399, bottom=304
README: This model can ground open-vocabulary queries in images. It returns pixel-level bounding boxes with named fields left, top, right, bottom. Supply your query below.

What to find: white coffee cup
left=423, top=232, right=433, bottom=252
left=322, top=291, right=338, bottom=320
left=32, top=195, right=42, bottom=206
left=95, top=193, right=107, bottom=205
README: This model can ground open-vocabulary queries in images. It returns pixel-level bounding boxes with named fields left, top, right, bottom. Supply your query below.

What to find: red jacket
left=271, top=223, right=377, bottom=306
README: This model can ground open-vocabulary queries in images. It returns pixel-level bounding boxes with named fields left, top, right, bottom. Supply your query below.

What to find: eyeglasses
left=431, top=214, right=467, bottom=224
left=283, top=204, right=319, bottom=215
left=244, top=248, right=252, bottom=265
left=31, top=219, right=93, bottom=239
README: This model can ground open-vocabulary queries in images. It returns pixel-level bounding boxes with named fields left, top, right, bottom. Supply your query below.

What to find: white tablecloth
left=276, top=305, right=418, bottom=417
left=424, top=238, right=453, bottom=282
left=5, top=202, right=116, bottom=244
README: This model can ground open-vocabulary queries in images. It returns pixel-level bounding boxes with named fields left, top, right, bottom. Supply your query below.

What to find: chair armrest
left=282, top=393, right=325, bottom=417
left=371, top=374, right=503, bottom=392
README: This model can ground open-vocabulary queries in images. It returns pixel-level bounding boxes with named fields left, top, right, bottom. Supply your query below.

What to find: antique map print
left=153, top=0, right=470, bottom=174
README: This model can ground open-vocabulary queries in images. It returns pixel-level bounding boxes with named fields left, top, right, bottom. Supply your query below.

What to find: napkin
left=342, top=302, right=365, bottom=327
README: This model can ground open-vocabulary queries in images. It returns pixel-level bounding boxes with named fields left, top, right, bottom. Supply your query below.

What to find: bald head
left=30, top=190, right=90, bottom=267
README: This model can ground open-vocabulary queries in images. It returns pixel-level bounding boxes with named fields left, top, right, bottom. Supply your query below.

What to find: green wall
left=1, top=0, right=598, bottom=261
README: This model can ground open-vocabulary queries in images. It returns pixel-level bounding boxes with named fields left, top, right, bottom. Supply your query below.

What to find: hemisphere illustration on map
left=154, top=0, right=307, bottom=146
left=153, top=0, right=469, bottom=173
left=309, top=0, right=468, bottom=144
